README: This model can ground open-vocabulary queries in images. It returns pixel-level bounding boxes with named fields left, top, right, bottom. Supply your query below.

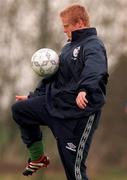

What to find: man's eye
left=64, top=25, right=69, bottom=28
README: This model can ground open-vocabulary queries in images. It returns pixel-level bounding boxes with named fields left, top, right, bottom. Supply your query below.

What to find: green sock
left=28, top=141, right=44, bottom=161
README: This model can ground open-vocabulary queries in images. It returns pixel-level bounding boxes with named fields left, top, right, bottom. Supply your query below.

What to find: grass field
left=0, top=169, right=127, bottom=180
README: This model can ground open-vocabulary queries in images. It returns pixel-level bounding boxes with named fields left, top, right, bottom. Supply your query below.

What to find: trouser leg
left=56, top=113, right=100, bottom=180
left=11, top=96, right=50, bottom=147
left=57, top=136, right=89, bottom=180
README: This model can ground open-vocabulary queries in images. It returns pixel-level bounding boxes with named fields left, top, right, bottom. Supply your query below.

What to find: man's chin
left=67, top=36, right=71, bottom=41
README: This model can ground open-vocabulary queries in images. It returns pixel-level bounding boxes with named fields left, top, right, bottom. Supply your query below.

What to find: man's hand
left=16, top=95, right=27, bottom=101
left=76, top=91, right=88, bottom=109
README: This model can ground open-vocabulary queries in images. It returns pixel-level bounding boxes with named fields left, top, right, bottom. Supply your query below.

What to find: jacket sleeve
left=28, top=79, right=46, bottom=98
left=28, top=72, right=58, bottom=98
left=77, top=41, right=108, bottom=94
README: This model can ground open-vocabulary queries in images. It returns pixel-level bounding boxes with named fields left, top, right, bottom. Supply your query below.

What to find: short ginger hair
left=60, top=4, right=90, bottom=27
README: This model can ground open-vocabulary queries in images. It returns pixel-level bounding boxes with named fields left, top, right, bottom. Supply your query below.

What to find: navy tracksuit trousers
left=12, top=95, right=101, bottom=180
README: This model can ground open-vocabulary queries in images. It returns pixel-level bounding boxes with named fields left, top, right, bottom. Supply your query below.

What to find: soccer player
left=11, top=4, right=108, bottom=180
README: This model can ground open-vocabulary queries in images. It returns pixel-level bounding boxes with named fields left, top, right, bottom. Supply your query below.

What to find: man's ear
left=76, top=19, right=85, bottom=28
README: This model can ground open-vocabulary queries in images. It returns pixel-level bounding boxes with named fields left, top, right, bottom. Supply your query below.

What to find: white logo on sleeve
left=66, top=143, right=77, bottom=152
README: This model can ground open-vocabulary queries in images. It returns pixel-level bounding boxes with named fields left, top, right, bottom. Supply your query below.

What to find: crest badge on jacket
left=72, top=46, right=81, bottom=60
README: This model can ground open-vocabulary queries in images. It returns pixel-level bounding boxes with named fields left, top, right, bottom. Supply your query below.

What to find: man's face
left=61, top=16, right=81, bottom=40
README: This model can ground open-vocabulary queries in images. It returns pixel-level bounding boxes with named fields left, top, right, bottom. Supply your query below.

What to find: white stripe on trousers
left=74, top=114, right=95, bottom=180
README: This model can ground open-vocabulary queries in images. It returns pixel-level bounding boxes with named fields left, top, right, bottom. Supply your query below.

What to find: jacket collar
left=71, top=27, right=97, bottom=42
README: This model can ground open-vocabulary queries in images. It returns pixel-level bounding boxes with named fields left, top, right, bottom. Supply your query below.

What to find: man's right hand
left=16, top=95, right=27, bottom=101
left=76, top=91, right=88, bottom=109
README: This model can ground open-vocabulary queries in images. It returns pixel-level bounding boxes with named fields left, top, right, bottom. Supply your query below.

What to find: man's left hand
left=15, top=95, right=27, bottom=101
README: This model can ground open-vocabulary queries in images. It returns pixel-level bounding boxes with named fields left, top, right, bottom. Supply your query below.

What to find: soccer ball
left=31, top=48, right=59, bottom=78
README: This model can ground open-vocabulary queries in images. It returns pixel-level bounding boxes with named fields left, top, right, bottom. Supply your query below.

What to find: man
left=12, top=4, right=108, bottom=180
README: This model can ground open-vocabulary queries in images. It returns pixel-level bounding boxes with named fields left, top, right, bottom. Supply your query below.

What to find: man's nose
left=63, top=28, right=67, bottom=33
left=64, top=29, right=66, bottom=33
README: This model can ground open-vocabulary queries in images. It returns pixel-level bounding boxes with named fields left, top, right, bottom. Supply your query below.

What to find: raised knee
left=12, top=101, right=27, bottom=127
left=11, top=101, right=24, bottom=123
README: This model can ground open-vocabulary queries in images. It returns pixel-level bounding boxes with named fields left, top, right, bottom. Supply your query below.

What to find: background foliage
left=0, top=0, right=127, bottom=179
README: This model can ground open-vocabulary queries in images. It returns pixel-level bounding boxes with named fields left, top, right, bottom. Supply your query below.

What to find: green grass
left=0, top=172, right=65, bottom=180
left=91, top=167, right=127, bottom=180
left=0, top=168, right=127, bottom=180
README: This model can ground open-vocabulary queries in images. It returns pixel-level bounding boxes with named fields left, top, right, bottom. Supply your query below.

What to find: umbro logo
left=66, top=143, right=76, bottom=152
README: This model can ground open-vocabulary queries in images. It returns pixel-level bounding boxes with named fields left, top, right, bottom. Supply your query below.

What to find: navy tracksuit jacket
left=12, top=28, right=108, bottom=180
